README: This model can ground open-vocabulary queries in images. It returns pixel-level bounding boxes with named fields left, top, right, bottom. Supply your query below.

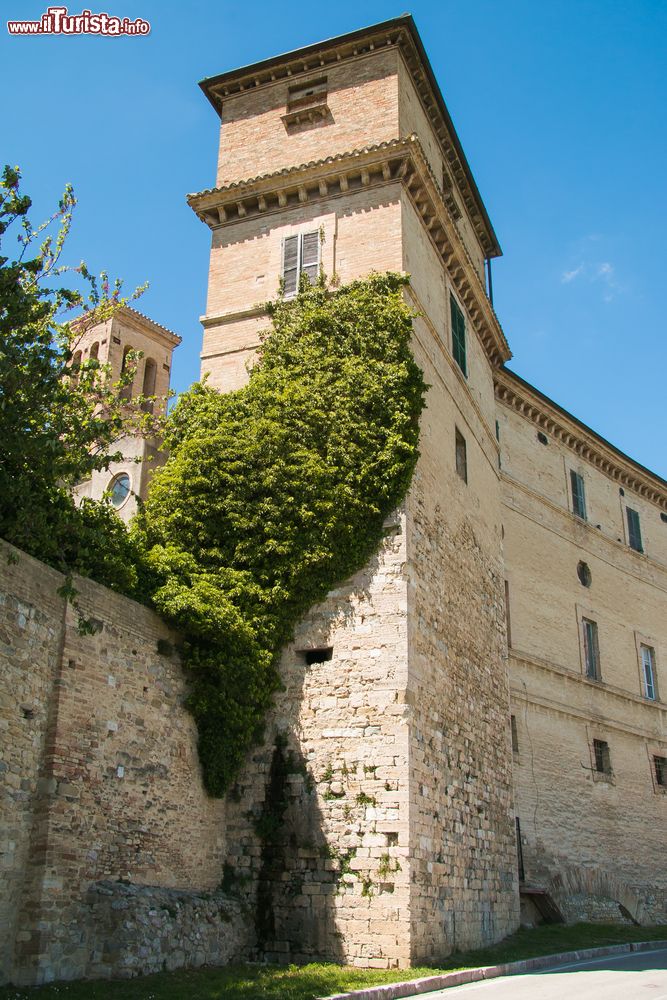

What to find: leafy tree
left=0, top=165, right=152, bottom=589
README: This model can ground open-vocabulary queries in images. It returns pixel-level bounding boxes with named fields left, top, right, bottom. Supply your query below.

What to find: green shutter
left=627, top=507, right=643, bottom=552
left=570, top=471, right=587, bottom=520
left=450, top=295, right=467, bottom=377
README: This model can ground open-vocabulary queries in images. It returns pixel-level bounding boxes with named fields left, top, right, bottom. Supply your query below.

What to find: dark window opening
left=626, top=507, right=643, bottom=553
left=593, top=739, right=612, bottom=775
left=537, top=431, right=549, bottom=445
left=577, top=561, right=592, bottom=587
left=511, top=715, right=519, bottom=753
left=654, top=756, right=667, bottom=787
left=661, top=512, right=667, bottom=524
left=141, top=357, right=157, bottom=413
left=89, top=341, right=99, bottom=361
left=120, top=345, right=134, bottom=400
left=504, top=580, right=512, bottom=647
left=570, top=470, right=587, bottom=520
left=455, top=427, right=467, bottom=483
left=583, top=618, right=600, bottom=680
left=300, top=647, right=333, bottom=666
left=515, top=817, right=525, bottom=882
left=450, top=294, right=467, bottom=377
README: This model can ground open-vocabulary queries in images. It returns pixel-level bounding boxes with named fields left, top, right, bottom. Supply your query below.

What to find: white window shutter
left=301, top=231, right=320, bottom=285
left=282, top=235, right=299, bottom=296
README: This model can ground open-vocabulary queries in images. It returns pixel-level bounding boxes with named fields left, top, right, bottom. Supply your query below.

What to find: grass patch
left=1, top=924, right=665, bottom=1000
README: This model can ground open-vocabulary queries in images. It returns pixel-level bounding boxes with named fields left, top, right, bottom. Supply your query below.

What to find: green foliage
left=133, top=272, right=426, bottom=796
left=0, top=165, right=153, bottom=585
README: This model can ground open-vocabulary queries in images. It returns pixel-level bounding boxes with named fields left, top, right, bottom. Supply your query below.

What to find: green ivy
left=131, top=272, right=426, bottom=796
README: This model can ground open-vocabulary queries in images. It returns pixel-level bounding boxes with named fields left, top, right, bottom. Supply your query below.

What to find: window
left=89, top=341, right=99, bottom=361
left=577, top=561, right=592, bottom=588
left=570, top=470, right=587, bottom=520
left=109, top=472, right=131, bottom=509
left=593, top=739, right=612, bottom=776
left=282, top=231, right=320, bottom=296
left=141, top=358, right=157, bottom=414
left=504, top=580, right=512, bottom=648
left=455, top=428, right=467, bottom=483
left=511, top=715, right=519, bottom=753
left=298, top=647, right=333, bottom=666
left=640, top=644, right=656, bottom=701
left=450, top=295, right=467, bottom=376
left=626, top=507, right=643, bottom=553
left=654, top=756, right=667, bottom=788
left=537, top=431, right=549, bottom=445
left=582, top=618, right=600, bottom=680
left=287, top=78, right=327, bottom=110
left=120, top=345, right=134, bottom=400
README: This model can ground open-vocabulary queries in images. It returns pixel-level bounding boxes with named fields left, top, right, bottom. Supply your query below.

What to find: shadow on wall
left=222, top=533, right=408, bottom=967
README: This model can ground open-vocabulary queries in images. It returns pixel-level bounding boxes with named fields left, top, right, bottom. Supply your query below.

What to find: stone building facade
left=1, top=13, right=665, bottom=988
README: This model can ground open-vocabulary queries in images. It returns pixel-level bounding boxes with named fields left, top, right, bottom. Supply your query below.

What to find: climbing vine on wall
left=132, top=272, right=426, bottom=796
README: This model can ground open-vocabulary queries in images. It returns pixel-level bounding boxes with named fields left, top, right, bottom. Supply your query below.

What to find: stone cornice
left=495, top=367, right=667, bottom=508
left=115, top=306, right=182, bottom=348
left=198, top=15, right=500, bottom=259
left=188, top=134, right=511, bottom=368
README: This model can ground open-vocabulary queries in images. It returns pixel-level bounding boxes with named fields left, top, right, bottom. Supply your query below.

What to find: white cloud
left=561, top=264, right=584, bottom=283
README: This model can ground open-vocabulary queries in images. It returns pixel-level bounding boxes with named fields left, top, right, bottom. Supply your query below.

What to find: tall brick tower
left=189, top=15, right=519, bottom=966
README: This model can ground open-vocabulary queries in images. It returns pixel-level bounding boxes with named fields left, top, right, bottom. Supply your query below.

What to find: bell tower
left=71, top=306, right=181, bottom=522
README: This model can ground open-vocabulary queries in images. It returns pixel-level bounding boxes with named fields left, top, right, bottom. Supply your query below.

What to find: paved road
left=423, top=947, right=667, bottom=999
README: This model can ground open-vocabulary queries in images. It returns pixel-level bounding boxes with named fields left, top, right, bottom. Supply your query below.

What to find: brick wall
left=0, top=542, right=249, bottom=986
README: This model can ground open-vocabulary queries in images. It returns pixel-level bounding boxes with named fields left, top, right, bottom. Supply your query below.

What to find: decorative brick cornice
left=495, top=367, right=667, bottom=508
left=199, top=15, right=500, bottom=259
left=188, top=134, right=510, bottom=367
left=116, top=306, right=182, bottom=347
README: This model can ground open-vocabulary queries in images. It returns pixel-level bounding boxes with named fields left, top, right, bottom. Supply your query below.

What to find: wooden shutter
left=570, top=471, right=587, bottom=520
left=450, top=295, right=467, bottom=376
left=282, top=234, right=299, bottom=296
left=641, top=645, right=655, bottom=699
left=301, top=231, right=320, bottom=285
left=627, top=507, right=643, bottom=552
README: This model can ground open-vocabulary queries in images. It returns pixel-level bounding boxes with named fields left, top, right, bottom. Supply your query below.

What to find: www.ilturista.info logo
left=7, top=6, right=150, bottom=35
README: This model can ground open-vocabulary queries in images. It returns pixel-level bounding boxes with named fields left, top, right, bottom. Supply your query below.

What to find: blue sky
left=3, top=0, right=666, bottom=476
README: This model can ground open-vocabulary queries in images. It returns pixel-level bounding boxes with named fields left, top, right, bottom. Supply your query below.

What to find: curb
left=319, top=939, right=667, bottom=999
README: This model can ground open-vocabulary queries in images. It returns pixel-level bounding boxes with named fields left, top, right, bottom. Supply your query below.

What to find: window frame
left=281, top=230, right=321, bottom=298
left=570, top=469, right=587, bottom=521
left=635, top=634, right=658, bottom=701
left=592, top=738, right=612, bottom=778
left=626, top=506, right=644, bottom=553
left=654, top=755, right=667, bottom=789
left=455, top=426, right=468, bottom=484
left=449, top=293, right=467, bottom=377
left=581, top=615, right=601, bottom=681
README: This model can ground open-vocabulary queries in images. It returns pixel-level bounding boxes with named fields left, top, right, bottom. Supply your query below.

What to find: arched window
left=70, top=350, right=82, bottom=384
left=120, top=345, right=134, bottom=400
left=89, top=341, right=99, bottom=360
left=141, top=357, right=157, bottom=413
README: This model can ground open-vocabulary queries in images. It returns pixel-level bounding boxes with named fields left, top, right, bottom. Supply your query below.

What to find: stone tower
left=189, top=15, right=519, bottom=966
left=71, top=306, right=181, bottom=522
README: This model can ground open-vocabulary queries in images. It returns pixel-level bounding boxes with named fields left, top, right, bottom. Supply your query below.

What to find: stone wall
left=222, top=516, right=414, bottom=969
left=0, top=542, right=249, bottom=986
